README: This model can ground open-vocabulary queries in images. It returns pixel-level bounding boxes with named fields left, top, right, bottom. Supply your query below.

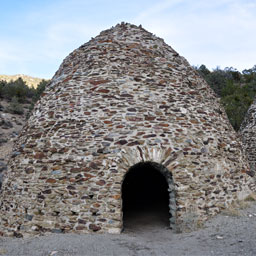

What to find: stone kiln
left=240, top=100, right=256, bottom=176
left=0, top=23, right=255, bottom=237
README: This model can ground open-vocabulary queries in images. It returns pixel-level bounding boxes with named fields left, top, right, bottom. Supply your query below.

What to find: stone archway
left=121, top=161, right=176, bottom=231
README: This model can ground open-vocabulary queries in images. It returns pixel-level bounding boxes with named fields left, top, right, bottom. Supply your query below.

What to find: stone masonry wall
left=240, top=99, right=256, bottom=177
left=0, top=23, right=255, bottom=237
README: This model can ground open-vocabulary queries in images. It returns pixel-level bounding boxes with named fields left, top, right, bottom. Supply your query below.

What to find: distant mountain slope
left=0, top=74, right=45, bottom=88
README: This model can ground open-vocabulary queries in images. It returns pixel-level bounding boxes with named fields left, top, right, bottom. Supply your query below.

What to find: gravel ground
left=1, top=202, right=256, bottom=256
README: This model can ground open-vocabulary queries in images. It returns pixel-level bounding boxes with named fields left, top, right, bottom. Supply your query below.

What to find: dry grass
left=244, top=192, right=256, bottom=202
left=0, top=248, right=7, bottom=255
left=177, top=207, right=204, bottom=233
left=222, top=194, right=256, bottom=217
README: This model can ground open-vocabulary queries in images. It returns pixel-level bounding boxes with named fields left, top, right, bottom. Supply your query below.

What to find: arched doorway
left=122, top=161, right=175, bottom=231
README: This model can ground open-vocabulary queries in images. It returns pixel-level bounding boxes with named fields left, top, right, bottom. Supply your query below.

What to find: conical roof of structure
left=0, top=22, right=254, bottom=237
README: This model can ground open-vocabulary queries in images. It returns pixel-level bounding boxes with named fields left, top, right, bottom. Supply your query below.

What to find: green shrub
left=33, top=79, right=48, bottom=102
left=196, top=64, right=256, bottom=130
left=7, top=96, right=24, bottom=115
left=0, top=80, right=7, bottom=98
left=0, top=77, right=48, bottom=118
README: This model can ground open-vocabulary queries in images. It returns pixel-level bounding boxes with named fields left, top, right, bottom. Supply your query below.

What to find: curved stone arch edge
left=110, top=146, right=182, bottom=233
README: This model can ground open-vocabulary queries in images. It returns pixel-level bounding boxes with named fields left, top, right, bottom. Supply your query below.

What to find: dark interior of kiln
left=122, top=162, right=170, bottom=231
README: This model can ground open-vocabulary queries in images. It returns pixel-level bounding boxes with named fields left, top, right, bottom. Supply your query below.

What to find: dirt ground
left=1, top=201, right=256, bottom=256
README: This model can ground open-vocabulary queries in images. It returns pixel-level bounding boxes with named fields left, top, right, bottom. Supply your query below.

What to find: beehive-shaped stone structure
left=0, top=23, right=255, bottom=237
left=240, top=100, right=256, bottom=176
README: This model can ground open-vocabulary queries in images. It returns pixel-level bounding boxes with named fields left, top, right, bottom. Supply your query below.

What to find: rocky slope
left=0, top=99, right=29, bottom=188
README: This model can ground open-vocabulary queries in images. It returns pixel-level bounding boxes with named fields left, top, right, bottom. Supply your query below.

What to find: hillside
left=0, top=99, right=29, bottom=184
left=195, top=65, right=256, bottom=130
left=0, top=74, right=45, bottom=88
left=0, top=77, right=48, bottom=188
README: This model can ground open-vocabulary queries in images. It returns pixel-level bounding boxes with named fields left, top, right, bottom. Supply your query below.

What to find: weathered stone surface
left=240, top=103, right=256, bottom=177
left=0, top=22, right=255, bottom=237
left=89, top=224, right=101, bottom=232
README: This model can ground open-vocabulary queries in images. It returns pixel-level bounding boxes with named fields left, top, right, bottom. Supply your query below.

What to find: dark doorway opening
left=122, top=162, right=170, bottom=231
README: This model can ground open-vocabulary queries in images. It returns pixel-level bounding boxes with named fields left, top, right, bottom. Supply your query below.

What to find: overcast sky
left=1, top=0, right=256, bottom=78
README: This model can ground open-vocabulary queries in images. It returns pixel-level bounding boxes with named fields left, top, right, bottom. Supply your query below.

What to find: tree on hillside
left=0, top=80, right=7, bottom=98
left=242, top=65, right=256, bottom=83
left=34, top=79, right=48, bottom=102
left=0, top=77, right=48, bottom=118
left=0, top=78, right=31, bottom=102
left=196, top=64, right=256, bottom=130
